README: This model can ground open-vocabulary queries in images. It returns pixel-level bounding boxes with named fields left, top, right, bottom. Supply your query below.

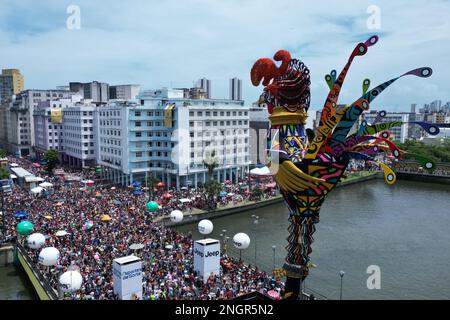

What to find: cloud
left=0, top=0, right=449, bottom=115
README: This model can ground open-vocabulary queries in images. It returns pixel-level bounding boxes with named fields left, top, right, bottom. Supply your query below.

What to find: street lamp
left=251, top=215, right=259, bottom=268
left=339, top=270, right=345, bottom=300
left=271, top=245, right=276, bottom=270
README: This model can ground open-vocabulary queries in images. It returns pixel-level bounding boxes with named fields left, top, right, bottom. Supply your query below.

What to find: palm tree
left=203, top=150, right=218, bottom=181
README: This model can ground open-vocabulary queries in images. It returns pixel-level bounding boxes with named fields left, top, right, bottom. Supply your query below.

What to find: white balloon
left=169, top=210, right=183, bottom=223
left=27, top=233, right=45, bottom=250
left=59, top=270, right=83, bottom=292
left=233, top=233, right=250, bottom=249
left=38, top=247, right=60, bottom=266
left=198, top=219, right=213, bottom=235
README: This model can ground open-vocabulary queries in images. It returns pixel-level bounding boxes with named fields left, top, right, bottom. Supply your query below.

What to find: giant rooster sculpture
left=250, top=35, right=440, bottom=299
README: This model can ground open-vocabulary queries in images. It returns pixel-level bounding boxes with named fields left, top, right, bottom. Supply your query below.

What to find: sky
left=1, top=0, right=449, bottom=118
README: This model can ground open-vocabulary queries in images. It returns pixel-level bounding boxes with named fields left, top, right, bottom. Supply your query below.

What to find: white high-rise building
left=97, top=88, right=250, bottom=189
left=109, top=84, right=141, bottom=100
left=197, top=78, right=211, bottom=99
left=229, top=77, right=242, bottom=101
left=363, top=111, right=410, bottom=143
left=62, top=101, right=98, bottom=168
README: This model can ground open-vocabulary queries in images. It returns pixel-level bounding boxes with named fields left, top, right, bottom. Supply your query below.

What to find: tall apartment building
left=62, top=102, right=98, bottom=167
left=196, top=78, right=211, bottom=99
left=69, top=81, right=109, bottom=104
left=1, top=89, right=72, bottom=157
left=97, top=88, right=249, bottom=188
left=229, top=77, right=242, bottom=101
left=33, top=95, right=82, bottom=160
left=248, top=103, right=269, bottom=166
left=109, top=84, right=141, bottom=100
left=0, top=69, right=24, bottom=103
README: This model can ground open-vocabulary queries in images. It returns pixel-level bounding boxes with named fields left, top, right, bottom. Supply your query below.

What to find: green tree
left=203, top=180, right=223, bottom=210
left=203, top=150, right=219, bottom=181
left=251, top=187, right=263, bottom=200
left=0, top=148, right=7, bottom=158
left=145, top=174, right=160, bottom=198
left=0, top=167, right=9, bottom=179
left=44, top=149, right=60, bottom=174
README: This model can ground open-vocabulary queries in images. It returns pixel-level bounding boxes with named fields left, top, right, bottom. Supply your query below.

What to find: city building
left=364, top=111, right=409, bottom=143
left=69, top=81, right=109, bottom=104
left=196, top=78, right=211, bottom=99
left=33, top=95, right=82, bottom=160
left=97, top=88, right=249, bottom=188
left=61, top=101, right=98, bottom=167
left=248, top=103, right=269, bottom=166
left=0, top=69, right=24, bottom=103
left=109, top=84, right=141, bottom=100
left=229, top=77, right=242, bottom=101
left=1, top=89, right=72, bottom=157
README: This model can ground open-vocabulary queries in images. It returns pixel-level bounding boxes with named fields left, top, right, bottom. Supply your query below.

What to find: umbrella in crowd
left=31, top=186, right=44, bottom=194
left=55, top=230, right=68, bottom=237
left=39, top=182, right=53, bottom=188
left=82, top=220, right=94, bottom=231
left=157, top=182, right=165, bottom=187
left=100, top=214, right=112, bottom=222
left=163, top=192, right=173, bottom=198
left=14, top=211, right=29, bottom=219
left=129, top=243, right=145, bottom=250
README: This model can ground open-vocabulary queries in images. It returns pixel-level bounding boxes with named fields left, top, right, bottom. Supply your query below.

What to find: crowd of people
left=393, top=161, right=450, bottom=176
left=2, top=156, right=283, bottom=300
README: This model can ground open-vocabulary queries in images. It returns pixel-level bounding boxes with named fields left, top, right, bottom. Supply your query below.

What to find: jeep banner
left=193, top=239, right=221, bottom=282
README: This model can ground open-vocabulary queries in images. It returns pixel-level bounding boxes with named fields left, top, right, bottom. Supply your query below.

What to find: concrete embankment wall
left=396, top=172, right=450, bottom=185
left=0, top=245, right=14, bottom=266
left=15, top=244, right=57, bottom=300
left=165, top=173, right=379, bottom=227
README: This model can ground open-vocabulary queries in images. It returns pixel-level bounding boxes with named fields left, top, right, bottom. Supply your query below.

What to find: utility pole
left=339, top=270, right=345, bottom=300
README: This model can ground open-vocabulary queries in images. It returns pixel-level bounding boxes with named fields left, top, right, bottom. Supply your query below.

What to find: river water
left=175, top=179, right=450, bottom=300
left=0, top=265, right=36, bottom=300
left=1, top=179, right=449, bottom=300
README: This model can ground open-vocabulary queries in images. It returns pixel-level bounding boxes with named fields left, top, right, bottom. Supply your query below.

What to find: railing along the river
left=16, top=243, right=58, bottom=300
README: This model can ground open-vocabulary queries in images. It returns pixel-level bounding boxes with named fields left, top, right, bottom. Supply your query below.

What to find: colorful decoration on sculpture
left=250, top=34, right=439, bottom=299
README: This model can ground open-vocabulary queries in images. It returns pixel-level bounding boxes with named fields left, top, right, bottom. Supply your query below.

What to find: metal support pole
left=272, top=245, right=276, bottom=270
left=339, top=270, right=345, bottom=300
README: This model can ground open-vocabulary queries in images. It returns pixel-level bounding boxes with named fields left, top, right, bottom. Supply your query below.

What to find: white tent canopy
left=30, top=186, right=44, bottom=194
left=39, top=182, right=53, bottom=188
left=250, top=166, right=271, bottom=176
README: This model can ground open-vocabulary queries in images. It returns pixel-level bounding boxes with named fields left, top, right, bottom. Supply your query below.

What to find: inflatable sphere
left=16, top=221, right=34, bottom=236
left=170, top=210, right=183, bottom=223
left=146, top=201, right=159, bottom=212
left=59, top=270, right=83, bottom=292
left=233, top=233, right=250, bottom=250
left=27, top=233, right=45, bottom=249
left=198, top=219, right=213, bottom=235
left=38, top=247, right=60, bottom=266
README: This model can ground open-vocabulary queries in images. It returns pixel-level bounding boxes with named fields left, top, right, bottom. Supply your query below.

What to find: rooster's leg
left=283, top=215, right=316, bottom=299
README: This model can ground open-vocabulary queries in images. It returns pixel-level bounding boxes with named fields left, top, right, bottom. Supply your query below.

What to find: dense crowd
left=393, top=161, right=450, bottom=176
left=2, top=156, right=283, bottom=300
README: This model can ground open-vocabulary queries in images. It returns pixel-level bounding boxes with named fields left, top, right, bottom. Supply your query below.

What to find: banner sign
left=164, top=104, right=175, bottom=128
left=50, top=108, right=62, bottom=124
left=113, top=255, right=143, bottom=300
left=193, top=239, right=220, bottom=281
